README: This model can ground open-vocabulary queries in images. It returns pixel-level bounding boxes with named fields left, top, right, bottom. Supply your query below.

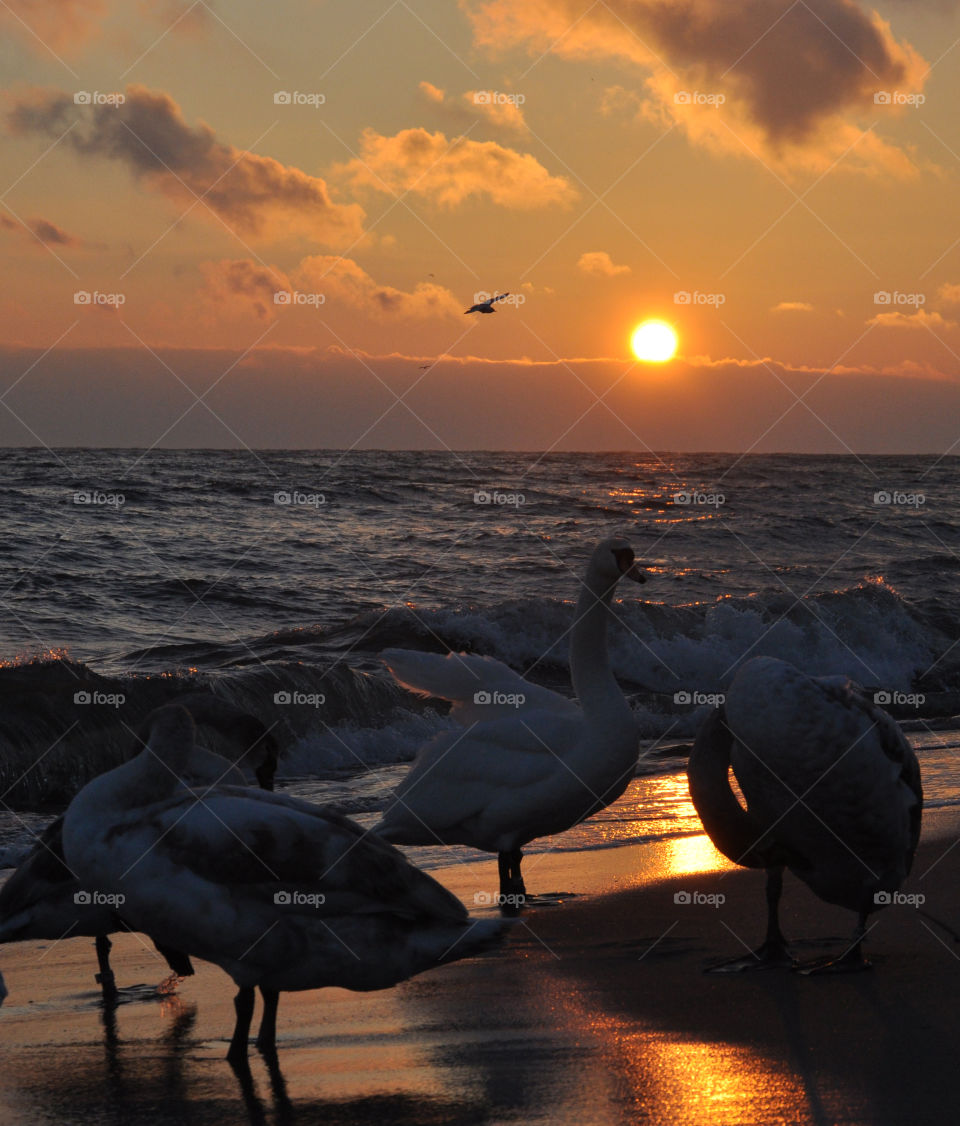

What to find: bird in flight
left=465, top=292, right=509, bottom=314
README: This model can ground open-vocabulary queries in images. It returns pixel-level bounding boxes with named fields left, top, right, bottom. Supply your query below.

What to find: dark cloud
left=6, top=85, right=366, bottom=246
left=1, top=212, right=83, bottom=247
left=463, top=0, right=927, bottom=170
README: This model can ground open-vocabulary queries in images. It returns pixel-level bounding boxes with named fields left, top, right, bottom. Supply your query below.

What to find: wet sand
left=1, top=812, right=958, bottom=1126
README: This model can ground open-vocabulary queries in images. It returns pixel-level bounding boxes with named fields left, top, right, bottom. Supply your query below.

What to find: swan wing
left=110, top=788, right=467, bottom=926
left=377, top=709, right=592, bottom=847
left=382, top=648, right=579, bottom=724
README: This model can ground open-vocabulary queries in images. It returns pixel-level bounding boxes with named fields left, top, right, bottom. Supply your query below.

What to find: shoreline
left=0, top=815, right=958, bottom=1124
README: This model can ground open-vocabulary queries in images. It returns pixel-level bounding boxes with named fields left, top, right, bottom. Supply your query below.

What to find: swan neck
left=570, top=570, right=623, bottom=713
left=688, top=711, right=770, bottom=868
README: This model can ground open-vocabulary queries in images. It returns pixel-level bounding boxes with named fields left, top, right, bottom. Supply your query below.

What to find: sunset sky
left=2, top=0, right=960, bottom=451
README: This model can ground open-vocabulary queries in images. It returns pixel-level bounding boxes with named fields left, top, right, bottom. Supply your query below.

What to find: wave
left=0, top=579, right=952, bottom=812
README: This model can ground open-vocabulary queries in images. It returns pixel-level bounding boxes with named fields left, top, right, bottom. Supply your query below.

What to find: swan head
left=145, top=704, right=197, bottom=766
left=590, top=538, right=646, bottom=586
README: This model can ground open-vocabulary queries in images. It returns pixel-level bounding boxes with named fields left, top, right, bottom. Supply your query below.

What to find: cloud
left=772, top=301, right=814, bottom=312
left=295, top=255, right=462, bottom=318
left=335, top=127, right=576, bottom=208
left=462, top=0, right=928, bottom=174
left=418, top=81, right=528, bottom=133
left=4, top=344, right=960, bottom=451
left=578, top=251, right=630, bottom=277
left=1, top=213, right=84, bottom=247
left=419, top=81, right=446, bottom=105
left=200, top=255, right=462, bottom=322
left=867, top=309, right=956, bottom=330
left=938, top=282, right=960, bottom=305
left=199, top=259, right=290, bottom=322
left=6, top=85, right=366, bottom=246
left=2, top=0, right=106, bottom=54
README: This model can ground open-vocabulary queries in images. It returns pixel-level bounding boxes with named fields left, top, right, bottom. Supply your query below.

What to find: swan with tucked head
left=375, top=537, right=647, bottom=899
left=61, top=707, right=505, bottom=1062
left=688, top=657, right=922, bottom=973
left=0, top=696, right=278, bottom=999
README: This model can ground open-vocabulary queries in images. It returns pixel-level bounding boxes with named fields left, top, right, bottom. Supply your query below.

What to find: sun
left=631, top=319, right=678, bottom=363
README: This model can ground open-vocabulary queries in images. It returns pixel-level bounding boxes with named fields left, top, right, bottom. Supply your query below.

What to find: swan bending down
left=62, top=707, right=505, bottom=1062
left=0, top=696, right=278, bottom=998
left=688, top=657, right=922, bottom=973
left=374, top=538, right=646, bottom=898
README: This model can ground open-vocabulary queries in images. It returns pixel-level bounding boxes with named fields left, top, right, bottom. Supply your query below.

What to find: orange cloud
left=2, top=0, right=106, bottom=54
left=578, top=251, right=630, bottom=277
left=462, top=0, right=928, bottom=175
left=199, top=259, right=291, bottom=322
left=295, top=256, right=462, bottom=318
left=6, top=85, right=366, bottom=247
left=336, top=127, right=576, bottom=208
left=772, top=301, right=815, bottom=312
left=867, top=309, right=956, bottom=330
left=418, top=81, right=528, bottom=133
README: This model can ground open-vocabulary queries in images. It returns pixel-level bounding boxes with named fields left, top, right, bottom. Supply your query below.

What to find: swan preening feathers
left=59, top=706, right=503, bottom=1061
left=375, top=537, right=647, bottom=897
left=688, top=657, right=922, bottom=972
left=0, top=695, right=279, bottom=999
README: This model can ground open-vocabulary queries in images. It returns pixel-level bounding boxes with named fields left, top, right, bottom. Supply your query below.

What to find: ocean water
left=0, top=449, right=957, bottom=864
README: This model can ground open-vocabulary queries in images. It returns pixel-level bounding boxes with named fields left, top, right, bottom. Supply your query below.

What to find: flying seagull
left=465, top=292, right=509, bottom=314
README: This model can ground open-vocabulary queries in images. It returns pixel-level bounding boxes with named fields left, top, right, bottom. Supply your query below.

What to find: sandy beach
left=1, top=811, right=958, bottom=1126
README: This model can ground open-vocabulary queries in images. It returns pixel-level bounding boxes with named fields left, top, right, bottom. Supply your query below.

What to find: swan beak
left=623, top=562, right=646, bottom=584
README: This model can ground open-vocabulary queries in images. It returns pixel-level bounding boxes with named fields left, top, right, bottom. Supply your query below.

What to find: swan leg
left=795, top=912, right=872, bottom=975
left=706, top=867, right=796, bottom=973
left=94, top=934, right=118, bottom=998
left=255, top=987, right=280, bottom=1055
left=498, top=849, right=526, bottom=895
left=227, top=986, right=256, bottom=1063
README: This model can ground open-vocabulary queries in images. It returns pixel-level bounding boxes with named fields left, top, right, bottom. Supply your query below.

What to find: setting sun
left=631, top=320, right=679, bottom=363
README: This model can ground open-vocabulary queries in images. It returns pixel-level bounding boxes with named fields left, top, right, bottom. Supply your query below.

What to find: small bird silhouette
left=465, top=292, right=509, bottom=314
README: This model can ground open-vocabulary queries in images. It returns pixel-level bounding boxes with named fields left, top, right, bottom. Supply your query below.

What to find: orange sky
left=2, top=1, right=960, bottom=451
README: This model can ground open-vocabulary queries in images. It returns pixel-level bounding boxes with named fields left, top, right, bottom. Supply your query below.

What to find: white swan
left=0, top=697, right=278, bottom=998
left=374, top=537, right=647, bottom=898
left=688, top=656, right=923, bottom=973
left=61, top=706, right=504, bottom=1062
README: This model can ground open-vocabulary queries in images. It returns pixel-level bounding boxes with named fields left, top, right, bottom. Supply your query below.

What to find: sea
left=0, top=449, right=957, bottom=871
